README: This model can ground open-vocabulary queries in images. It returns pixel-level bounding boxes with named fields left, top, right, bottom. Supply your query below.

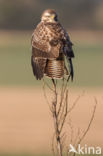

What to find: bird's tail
left=68, top=58, right=74, bottom=81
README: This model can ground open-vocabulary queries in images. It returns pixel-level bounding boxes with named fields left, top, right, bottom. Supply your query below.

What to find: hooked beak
left=51, top=14, right=55, bottom=20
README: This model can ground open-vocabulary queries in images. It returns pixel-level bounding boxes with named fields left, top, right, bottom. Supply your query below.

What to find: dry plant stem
left=43, top=79, right=53, bottom=112
left=43, top=77, right=69, bottom=156
left=52, top=133, right=56, bottom=156
left=59, top=89, right=68, bottom=133
left=58, top=77, right=70, bottom=130
left=70, top=98, right=97, bottom=156
left=57, top=78, right=65, bottom=116
left=52, top=79, right=63, bottom=156
left=67, top=97, right=97, bottom=156
left=43, top=77, right=97, bottom=156
left=43, top=77, right=70, bottom=156
left=77, top=98, right=97, bottom=145
left=67, top=91, right=85, bottom=114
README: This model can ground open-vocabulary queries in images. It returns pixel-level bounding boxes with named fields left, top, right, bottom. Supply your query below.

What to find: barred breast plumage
left=45, top=59, right=64, bottom=79
left=45, top=53, right=68, bottom=79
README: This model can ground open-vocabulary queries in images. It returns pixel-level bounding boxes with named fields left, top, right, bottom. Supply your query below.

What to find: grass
left=0, top=30, right=103, bottom=87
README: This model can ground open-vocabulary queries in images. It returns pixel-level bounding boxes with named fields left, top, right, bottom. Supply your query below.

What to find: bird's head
left=41, top=9, right=58, bottom=23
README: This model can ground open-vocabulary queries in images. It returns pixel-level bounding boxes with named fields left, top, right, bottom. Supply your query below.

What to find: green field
left=0, top=31, right=103, bottom=87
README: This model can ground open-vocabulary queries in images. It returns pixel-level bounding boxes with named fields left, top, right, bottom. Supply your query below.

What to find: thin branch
left=59, top=89, right=68, bottom=133
left=58, top=90, right=67, bottom=127
left=61, top=132, right=67, bottom=151
left=77, top=98, right=97, bottom=145
left=42, top=79, right=53, bottom=112
left=57, top=75, right=70, bottom=117
left=43, top=78, right=54, bottom=92
left=67, top=91, right=85, bottom=114
left=52, top=133, right=56, bottom=156
left=74, top=127, right=81, bottom=147
left=68, top=117, right=74, bottom=144
left=57, top=78, right=65, bottom=116
left=51, top=79, right=63, bottom=156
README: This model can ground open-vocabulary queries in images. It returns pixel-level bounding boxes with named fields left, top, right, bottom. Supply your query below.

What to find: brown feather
left=31, top=56, right=46, bottom=80
left=45, top=59, right=64, bottom=79
left=31, top=10, right=74, bottom=80
left=45, top=53, right=67, bottom=79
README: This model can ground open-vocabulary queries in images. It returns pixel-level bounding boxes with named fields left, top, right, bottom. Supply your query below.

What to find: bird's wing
left=31, top=56, right=47, bottom=80
left=62, top=30, right=74, bottom=80
left=32, top=22, right=61, bottom=59
left=63, top=31, right=74, bottom=58
left=31, top=22, right=62, bottom=80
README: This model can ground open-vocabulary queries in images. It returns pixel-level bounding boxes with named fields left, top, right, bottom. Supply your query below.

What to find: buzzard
left=31, top=9, right=74, bottom=80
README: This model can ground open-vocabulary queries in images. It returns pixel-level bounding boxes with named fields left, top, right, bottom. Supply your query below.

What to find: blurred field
left=1, top=155, right=101, bottom=156
left=0, top=88, right=103, bottom=155
left=0, top=30, right=103, bottom=87
left=0, top=31, right=103, bottom=155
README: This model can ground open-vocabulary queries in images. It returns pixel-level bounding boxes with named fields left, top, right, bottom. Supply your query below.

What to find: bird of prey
left=31, top=9, right=74, bottom=80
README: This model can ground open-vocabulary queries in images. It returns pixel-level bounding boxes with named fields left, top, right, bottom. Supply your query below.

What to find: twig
left=42, top=79, right=53, bottom=112
left=67, top=91, right=85, bottom=114
left=58, top=75, right=70, bottom=116
left=59, top=89, right=68, bottom=133
left=77, top=97, right=97, bottom=145
left=52, top=133, right=56, bottom=156
left=68, top=118, right=74, bottom=144
left=52, top=79, right=63, bottom=156
left=43, top=78, right=54, bottom=92
left=57, top=78, right=65, bottom=116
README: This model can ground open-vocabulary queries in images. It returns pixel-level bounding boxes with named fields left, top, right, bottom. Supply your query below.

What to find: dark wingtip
left=69, top=58, right=74, bottom=81
left=31, top=56, right=43, bottom=80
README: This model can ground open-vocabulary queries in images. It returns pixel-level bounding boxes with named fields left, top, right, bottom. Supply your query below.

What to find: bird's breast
left=45, top=54, right=65, bottom=79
